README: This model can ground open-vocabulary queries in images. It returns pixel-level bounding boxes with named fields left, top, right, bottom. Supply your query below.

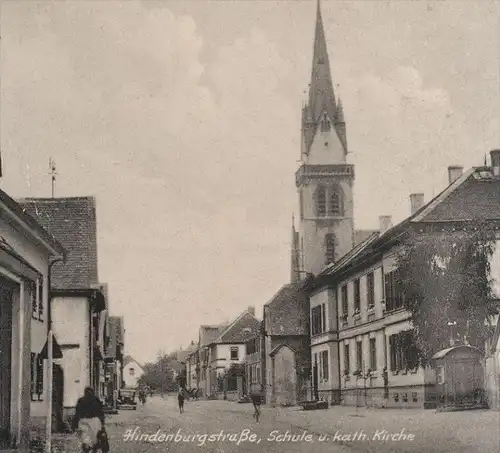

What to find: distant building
left=244, top=322, right=265, bottom=398
left=195, top=307, right=260, bottom=400
left=263, top=284, right=311, bottom=406
left=0, top=188, right=65, bottom=451
left=104, top=316, right=125, bottom=408
left=122, top=357, right=144, bottom=389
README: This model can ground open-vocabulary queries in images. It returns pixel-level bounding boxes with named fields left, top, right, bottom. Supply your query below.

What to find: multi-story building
left=196, top=307, right=260, bottom=399
left=306, top=153, right=500, bottom=408
left=20, top=197, right=108, bottom=423
left=244, top=322, right=265, bottom=397
left=0, top=188, right=65, bottom=451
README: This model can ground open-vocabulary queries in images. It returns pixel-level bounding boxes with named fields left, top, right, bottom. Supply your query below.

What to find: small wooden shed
left=431, top=345, right=486, bottom=410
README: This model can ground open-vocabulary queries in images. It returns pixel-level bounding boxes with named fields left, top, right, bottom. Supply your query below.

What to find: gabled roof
left=19, top=197, right=99, bottom=289
left=317, top=231, right=379, bottom=279
left=355, top=229, right=379, bottom=246
left=311, top=165, right=500, bottom=289
left=199, top=324, right=227, bottom=347
left=123, top=356, right=144, bottom=370
left=214, top=310, right=261, bottom=344
left=264, top=283, right=309, bottom=336
left=0, top=189, right=65, bottom=257
left=269, top=342, right=297, bottom=357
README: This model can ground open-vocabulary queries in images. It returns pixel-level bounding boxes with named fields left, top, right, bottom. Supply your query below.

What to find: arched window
left=328, top=187, right=342, bottom=216
left=316, top=185, right=326, bottom=217
left=325, top=234, right=336, bottom=265
left=320, top=113, right=331, bottom=132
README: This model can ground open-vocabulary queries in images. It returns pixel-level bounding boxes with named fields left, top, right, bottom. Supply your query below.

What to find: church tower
left=295, top=0, right=355, bottom=277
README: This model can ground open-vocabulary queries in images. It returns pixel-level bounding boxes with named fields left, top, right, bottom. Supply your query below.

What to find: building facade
left=0, top=189, right=65, bottom=451
left=244, top=323, right=265, bottom=398
left=263, top=284, right=311, bottom=406
left=307, top=155, right=500, bottom=408
left=122, top=358, right=144, bottom=389
left=20, top=197, right=108, bottom=423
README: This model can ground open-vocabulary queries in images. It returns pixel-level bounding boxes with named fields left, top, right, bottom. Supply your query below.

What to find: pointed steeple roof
left=336, top=97, right=345, bottom=123
left=308, top=0, right=337, bottom=124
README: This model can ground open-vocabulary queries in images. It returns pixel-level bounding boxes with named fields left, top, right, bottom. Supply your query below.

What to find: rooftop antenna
left=49, top=158, right=57, bottom=198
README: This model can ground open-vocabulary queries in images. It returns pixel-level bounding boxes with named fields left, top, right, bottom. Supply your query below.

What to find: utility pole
left=49, top=158, right=57, bottom=198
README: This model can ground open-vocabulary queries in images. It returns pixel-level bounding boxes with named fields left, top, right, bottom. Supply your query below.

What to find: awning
left=39, top=334, right=63, bottom=359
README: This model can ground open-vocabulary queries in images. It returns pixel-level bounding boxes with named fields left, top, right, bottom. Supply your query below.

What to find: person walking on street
left=250, top=385, right=264, bottom=422
left=177, top=387, right=185, bottom=413
left=72, top=387, right=106, bottom=453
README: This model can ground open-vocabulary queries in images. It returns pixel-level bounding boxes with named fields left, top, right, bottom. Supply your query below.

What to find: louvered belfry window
left=316, top=186, right=326, bottom=217
left=325, top=234, right=335, bottom=265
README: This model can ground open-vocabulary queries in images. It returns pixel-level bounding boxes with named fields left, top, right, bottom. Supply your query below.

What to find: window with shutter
left=30, top=353, right=36, bottom=399
left=341, top=285, right=348, bottom=315
left=354, top=279, right=361, bottom=312
left=37, top=276, right=44, bottom=320
left=36, top=354, right=44, bottom=399
left=356, top=341, right=362, bottom=371
left=30, top=280, right=37, bottom=319
left=344, top=344, right=350, bottom=372
left=321, top=350, right=329, bottom=382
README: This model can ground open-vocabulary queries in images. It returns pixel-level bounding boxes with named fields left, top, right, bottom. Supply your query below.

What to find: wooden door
left=0, top=282, right=13, bottom=447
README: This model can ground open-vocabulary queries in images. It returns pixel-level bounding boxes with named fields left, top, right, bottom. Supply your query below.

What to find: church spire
left=308, top=0, right=337, bottom=125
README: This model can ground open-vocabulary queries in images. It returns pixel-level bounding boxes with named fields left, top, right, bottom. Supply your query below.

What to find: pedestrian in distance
left=72, top=387, right=107, bottom=453
left=250, top=385, right=264, bottom=422
left=177, top=387, right=185, bottom=413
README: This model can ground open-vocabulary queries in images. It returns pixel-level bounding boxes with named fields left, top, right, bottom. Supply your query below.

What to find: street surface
left=52, top=395, right=499, bottom=453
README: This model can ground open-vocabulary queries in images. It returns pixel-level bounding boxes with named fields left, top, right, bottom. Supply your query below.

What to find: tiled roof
left=312, top=166, right=500, bottom=288
left=355, top=229, right=379, bottom=246
left=419, top=177, right=500, bottom=222
left=123, top=356, right=144, bottom=369
left=216, top=311, right=261, bottom=344
left=0, top=189, right=65, bottom=256
left=199, top=325, right=227, bottom=347
left=264, top=283, right=309, bottom=336
left=18, top=197, right=99, bottom=290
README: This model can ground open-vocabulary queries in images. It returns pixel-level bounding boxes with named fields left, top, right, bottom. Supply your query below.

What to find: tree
left=136, top=351, right=178, bottom=392
left=396, top=223, right=498, bottom=364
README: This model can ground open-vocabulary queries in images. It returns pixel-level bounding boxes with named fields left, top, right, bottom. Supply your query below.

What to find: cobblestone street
left=46, top=396, right=500, bottom=453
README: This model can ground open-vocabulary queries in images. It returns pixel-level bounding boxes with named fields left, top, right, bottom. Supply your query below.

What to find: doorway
left=0, top=281, right=14, bottom=447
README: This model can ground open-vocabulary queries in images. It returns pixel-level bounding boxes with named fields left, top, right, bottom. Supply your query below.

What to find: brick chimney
left=379, top=215, right=393, bottom=234
left=247, top=306, right=255, bottom=316
left=409, top=193, right=425, bottom=216
left=490, top=149, right=500, bottom=176
left=448, top=166, right=463, bottom=185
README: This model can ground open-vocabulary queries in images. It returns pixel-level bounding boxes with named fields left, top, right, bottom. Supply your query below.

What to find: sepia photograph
left=0, top=0, right=499, bottom=452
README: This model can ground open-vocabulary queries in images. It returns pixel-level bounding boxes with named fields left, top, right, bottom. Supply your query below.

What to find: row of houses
left=183, top=155, right=500, bottom=410
left=0, top=186, right=127, bottom=452
left=184, top=0, right=500, bottom=411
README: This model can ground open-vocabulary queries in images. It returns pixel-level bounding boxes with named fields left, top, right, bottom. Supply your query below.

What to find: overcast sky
left=1, top=0, right=499, bottom=363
